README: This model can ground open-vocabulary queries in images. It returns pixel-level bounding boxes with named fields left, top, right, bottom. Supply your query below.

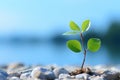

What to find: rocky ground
left=0, top=63, right=120, bottom=80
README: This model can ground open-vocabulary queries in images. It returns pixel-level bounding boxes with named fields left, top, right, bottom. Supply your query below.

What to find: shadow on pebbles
left=0, top=63, right=120, bottom=80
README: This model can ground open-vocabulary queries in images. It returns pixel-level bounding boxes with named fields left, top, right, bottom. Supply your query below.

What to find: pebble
left=89, top=76, right=104, bottom=80
left=0, top=70, right=8, bottom=80
left=75, top=73, right=90, bottom=80
left=20, top=72, right=30, bottom=80
left=59, top=73, right=74, bottom=79
left=31, top=67, right=46, bottom=79
left=0, top=70, right=8, bottom=77
left=31, top=67, right=55, bottom=79
left=104, top=72, right=120, bottom=80
left=53, top=67, right=69, bottom=78
left=44, top=71, right=55, bottom=79
left=9, top=77, right=20, bottom=80
left=0, top=63, right=120, bottom=80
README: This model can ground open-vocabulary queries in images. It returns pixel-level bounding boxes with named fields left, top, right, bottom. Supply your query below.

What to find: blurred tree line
left=0, top=20, right=120, bottom=64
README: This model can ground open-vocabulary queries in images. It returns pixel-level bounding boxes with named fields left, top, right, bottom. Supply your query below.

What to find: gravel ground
left=0, top=63, right=120, bottom=80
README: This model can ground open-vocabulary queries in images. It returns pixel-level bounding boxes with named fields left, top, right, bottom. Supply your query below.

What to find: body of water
left=0, top=42, right=110, bottom=66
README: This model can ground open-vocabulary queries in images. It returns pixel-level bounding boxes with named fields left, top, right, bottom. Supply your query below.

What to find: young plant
left=63, top=20, right=101, bottom=69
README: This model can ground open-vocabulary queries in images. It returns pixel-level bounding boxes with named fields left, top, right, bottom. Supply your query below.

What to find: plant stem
left=80, top=33, right=87, bottom=69
left=81, top=49, right=86, bottom=69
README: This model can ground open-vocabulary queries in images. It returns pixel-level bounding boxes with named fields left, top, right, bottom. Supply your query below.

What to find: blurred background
left=0, top=0, right=120, bottom=66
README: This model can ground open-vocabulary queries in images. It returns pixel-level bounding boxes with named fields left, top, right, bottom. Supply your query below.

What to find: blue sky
left=0, top=0, right=120, bottom=36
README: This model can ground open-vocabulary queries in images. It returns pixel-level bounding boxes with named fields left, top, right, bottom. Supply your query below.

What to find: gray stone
left=0, top=70, right=8, bottom=77
left=0, top=70, right=8, bottom=80
left=44, top=71, right=55, bottom=79
left=75, top=73, right=89, bottom=80
left=103, top=72, right=120, bottom=80
left=0, top=74, right=7, bottom=80
left=8, top=72, right=21, bottom=77
left=20, top=72, right=30, bottom=80
left=103, top=70, right=116, bottom=75
left=53, top=68, right=69, bottom=78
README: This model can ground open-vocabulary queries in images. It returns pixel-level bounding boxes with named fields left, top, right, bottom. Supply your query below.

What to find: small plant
left=63, top=20, right=101, bottom=70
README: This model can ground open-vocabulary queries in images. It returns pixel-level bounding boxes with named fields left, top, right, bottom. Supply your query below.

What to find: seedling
left=63, top=20, right=101, bottom=70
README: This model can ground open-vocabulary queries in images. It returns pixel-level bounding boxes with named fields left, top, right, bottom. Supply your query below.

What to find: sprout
left=63, top=19, right=101, bottom=69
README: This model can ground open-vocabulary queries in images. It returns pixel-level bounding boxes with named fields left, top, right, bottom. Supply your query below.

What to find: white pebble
left=20, top=72, right=30, bottom=80
left=9, top=77, right=20, bottom=80
left=89, top=76, right=104, bottom=80
left=75, top=73, right=90, bottom=80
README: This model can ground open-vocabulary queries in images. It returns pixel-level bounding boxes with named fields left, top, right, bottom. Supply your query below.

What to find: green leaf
left=87, top=38, right=101, bottom=52
left=63, top=31, right=80, bottom=35
left=81, top=20, right=91, bottom=32
left=67, top=40, right=82, bottom=53
left=69, top=21, right=80, bottom=31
